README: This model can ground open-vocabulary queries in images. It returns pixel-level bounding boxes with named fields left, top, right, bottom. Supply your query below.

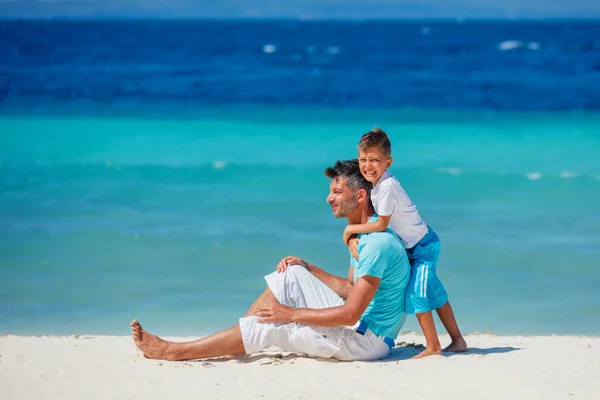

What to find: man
left=131, top=159, right=411, bottom=361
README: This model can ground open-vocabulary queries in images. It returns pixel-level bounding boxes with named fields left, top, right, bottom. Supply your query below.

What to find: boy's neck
left=371, top=170, right=388, bottom=187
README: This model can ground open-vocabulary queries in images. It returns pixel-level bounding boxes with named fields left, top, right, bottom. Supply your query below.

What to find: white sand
left=1, top=333, right=599, bottom=400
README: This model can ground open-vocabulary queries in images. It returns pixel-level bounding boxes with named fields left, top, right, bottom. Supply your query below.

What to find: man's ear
left=386, top=157, right=393, bottom=169
left=356, top=188, right=368, bottom=203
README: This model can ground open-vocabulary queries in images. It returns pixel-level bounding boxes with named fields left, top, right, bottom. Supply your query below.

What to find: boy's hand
left=277, top=256, right=307, bottom=273
left=343, top=226, right=353, bottom=245
left=348, top=237, right=359, bottom=260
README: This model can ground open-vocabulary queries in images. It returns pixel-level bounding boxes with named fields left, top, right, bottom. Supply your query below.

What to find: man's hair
left=358, top=127, right=392, bottom=157
left=324, top=159, right=371, bottom=197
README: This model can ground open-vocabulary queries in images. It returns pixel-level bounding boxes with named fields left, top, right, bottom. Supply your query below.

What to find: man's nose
left=326, top=193, right=334, bottom=203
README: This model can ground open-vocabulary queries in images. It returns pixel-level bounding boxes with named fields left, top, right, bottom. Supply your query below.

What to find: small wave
left=560, top=171, right=578, bottom=179
left=421, top=26, right=431, bottom=35
left=327, top=46, right=340, bottom=55
left=436, top=167, right=461, bottom=175
left=212, top=161, right=228, bottom=170
left=498, top=40, right=523, bottom=51
left=526, top=172, right=542, bottom=180
left=498, top=40, right=540, bottom=51
left=262, top=44, right=277, bottom=54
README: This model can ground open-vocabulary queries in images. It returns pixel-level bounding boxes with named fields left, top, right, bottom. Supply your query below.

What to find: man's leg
left=131, top=287, right=279, bottom=361
left=131, top=320, right=245, bottom=361
left=243, top=288, right=278, bottom=317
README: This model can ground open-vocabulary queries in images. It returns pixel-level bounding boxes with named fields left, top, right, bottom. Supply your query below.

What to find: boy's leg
left=405, top=262, right=444, bottom=359
left=413, top=311, right=443, bottom=359
left=436, top=301, right=467, bottom=352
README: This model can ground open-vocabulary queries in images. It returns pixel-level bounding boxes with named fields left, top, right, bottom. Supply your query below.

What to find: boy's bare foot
left=443, top=337, right=468, bottom=353
left=130, top=319, right=170, bottom=360
left=411, top=346, right=443, bottom=359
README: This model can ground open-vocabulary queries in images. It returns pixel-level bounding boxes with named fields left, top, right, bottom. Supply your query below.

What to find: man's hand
left=276, top=255, right=308, bottom=273
left=348, top=237, right=359, bottom=260
left=255, top=304, right=295, bottom=323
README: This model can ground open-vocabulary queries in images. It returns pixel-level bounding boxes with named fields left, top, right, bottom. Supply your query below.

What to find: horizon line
left=1, top=16, right=599, bottom=22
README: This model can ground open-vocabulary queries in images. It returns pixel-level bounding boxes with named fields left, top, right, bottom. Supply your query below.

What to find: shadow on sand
left=181, top=345, right=521, bottom=366
left=383, top=344, right=522, bottom=362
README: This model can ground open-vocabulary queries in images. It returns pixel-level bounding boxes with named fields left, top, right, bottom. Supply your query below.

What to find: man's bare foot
left=411, top=346, right=443, bottom=359
left=130, top=319, right=170, bottom=360
left=443, top=337, right=468, bottom=353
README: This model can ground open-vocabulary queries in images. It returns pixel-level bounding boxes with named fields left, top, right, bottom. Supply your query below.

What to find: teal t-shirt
left=350, top=214, right=411, bottom=339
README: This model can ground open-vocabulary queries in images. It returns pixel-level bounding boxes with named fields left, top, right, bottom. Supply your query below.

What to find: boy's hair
left=358, top=127, right=392, bottom=157
left=324, top=159, right=371, bottom=198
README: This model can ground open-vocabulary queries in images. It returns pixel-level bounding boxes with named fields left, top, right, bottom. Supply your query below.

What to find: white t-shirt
left=370, top=170, right=428, bottom=249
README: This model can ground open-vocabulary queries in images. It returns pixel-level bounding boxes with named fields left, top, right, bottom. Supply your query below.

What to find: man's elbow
left=340, top=308, right=362, bottom=326
left=340, top=282, right=353, bottom=300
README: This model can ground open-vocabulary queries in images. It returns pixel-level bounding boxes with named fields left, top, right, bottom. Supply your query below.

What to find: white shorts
left=239, top=265, right=392, bottom=361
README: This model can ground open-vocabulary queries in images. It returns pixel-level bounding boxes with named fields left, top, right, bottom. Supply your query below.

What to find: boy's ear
left=386, top=157, right=393, bottom=169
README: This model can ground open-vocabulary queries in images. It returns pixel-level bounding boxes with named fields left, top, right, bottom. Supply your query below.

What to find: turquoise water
left=1, top=109, right=599, bottom=336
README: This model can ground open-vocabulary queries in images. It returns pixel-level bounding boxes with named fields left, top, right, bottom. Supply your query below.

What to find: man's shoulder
left=360, top=229, right=403, bottom=252
left=357, top=230, right=408, bottom=273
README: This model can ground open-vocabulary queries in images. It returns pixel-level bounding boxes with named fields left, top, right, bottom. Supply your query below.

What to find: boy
left=343, top=127, right=467, bottom=359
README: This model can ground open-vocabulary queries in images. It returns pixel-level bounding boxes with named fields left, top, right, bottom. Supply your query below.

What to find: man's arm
left=256, top=275, right=380, bottom=327
left=277, top=256, right=353, bottom=300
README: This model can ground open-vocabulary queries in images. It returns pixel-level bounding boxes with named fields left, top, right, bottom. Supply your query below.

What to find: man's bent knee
left=286, top=264, right=310, bottom=278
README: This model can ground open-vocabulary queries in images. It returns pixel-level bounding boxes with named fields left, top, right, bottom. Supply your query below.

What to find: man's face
left=326, top=177, right=358, bottom=218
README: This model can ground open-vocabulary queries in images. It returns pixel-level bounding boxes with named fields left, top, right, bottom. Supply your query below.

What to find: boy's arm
left=343, top=214, right=391, bottom=244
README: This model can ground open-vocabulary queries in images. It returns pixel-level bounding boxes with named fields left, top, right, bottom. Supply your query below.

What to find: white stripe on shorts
left=421, top=266, right=429, bottom=297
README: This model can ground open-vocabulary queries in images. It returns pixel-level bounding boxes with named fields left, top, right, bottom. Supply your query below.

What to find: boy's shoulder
left=374, top=172, right=404, bottom=199
left=379, top=170, right=402, bottom=187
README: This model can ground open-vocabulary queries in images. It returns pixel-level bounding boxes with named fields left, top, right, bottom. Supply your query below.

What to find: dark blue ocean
left=1, top=20, right=599, bottom=337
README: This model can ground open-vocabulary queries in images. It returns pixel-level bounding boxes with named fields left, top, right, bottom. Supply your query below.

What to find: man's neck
left=346, top=206, right=375, bottom=225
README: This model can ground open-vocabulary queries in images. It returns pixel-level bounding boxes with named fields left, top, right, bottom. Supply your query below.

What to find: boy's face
left=358, top=146, right=392, bottom=185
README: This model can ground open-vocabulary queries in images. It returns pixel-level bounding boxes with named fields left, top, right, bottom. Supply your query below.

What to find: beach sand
left=1, top=333, right=598, bottom=399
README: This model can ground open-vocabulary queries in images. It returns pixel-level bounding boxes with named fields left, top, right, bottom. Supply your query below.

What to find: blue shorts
left=405, top=227, right=449, bottom=314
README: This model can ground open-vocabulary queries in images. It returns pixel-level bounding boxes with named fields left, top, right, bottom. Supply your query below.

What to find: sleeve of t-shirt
left=376, top=182, right=398, bottom=217
left=355, top=239, right=389, bottom=279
